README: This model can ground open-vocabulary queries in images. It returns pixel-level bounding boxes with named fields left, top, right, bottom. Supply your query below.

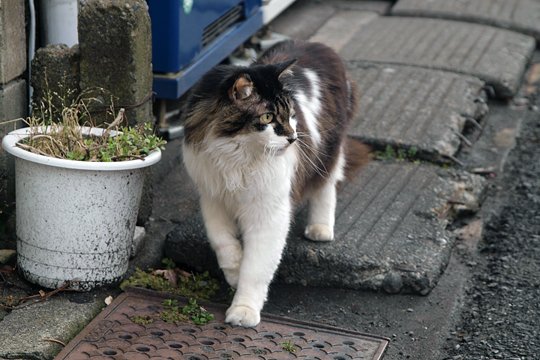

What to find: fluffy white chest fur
left=183, top=135, right=298, bottom=211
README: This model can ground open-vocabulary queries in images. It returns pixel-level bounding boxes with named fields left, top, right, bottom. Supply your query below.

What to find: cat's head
left=183, top=59, right=298, bottom=156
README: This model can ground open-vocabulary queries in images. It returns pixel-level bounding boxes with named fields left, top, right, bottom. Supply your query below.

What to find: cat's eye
left=260, top=113, right=274, bottom=124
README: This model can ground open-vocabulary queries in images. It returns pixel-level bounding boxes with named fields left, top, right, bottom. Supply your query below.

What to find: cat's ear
left=276, top=59, right=297, bottom=79
left=229, top=74, right=253, bottom=101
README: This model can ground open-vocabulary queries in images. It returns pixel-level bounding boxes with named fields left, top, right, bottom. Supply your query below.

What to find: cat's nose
left=287, top=136, right=297, bottom=144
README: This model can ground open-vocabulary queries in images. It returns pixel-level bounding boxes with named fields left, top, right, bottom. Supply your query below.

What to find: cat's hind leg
left=304, top=147, right=345, bottom=242
left=200, top=195, right=242, bottom=288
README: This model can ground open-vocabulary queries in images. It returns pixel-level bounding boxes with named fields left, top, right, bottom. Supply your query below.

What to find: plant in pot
left=1, top=91, right=166, bottom=291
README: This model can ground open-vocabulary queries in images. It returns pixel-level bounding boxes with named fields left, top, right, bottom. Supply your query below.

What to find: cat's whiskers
left=295, top=137, right=328, bottom=177
left=295, top=132, right=329, bottom=172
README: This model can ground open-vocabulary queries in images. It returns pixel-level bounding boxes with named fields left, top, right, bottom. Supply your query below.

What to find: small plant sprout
left=281, top=340, right=297, bottom=353
left=120, top=258, right=220, bottom=300
left=130, top=315, right=154, bottom=325
left=375, top=145, right=419, bottom=162
left=160, top=298, right=214, bottom=325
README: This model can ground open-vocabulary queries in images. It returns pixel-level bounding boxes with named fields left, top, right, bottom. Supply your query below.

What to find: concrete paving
left=283, top=162, right=485, bottom=294
left=165, top=160, right=486, bottom=295
left=459, top=102, right=526, bottom=174
left=338, top=17, right=535, bottom=98
left=0, top=295, right=105, bottom=359
left=269, top=0, right=391, bottom=40
left=392, top=0, right=540, bottom=42
left=346, top=62, right=487, bottom=159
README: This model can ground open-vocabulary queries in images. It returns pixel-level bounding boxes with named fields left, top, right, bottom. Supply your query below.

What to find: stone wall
left=31, top=0, right=153, bottom=125
left=78, top=0, right=153, bottom=126
left=0, top=1, right=27, bottom=236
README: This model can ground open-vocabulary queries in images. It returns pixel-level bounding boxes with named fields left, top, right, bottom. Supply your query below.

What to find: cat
left=182, top=40, right=370, bottom=327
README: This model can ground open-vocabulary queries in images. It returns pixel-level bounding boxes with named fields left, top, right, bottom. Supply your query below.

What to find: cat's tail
left=343, top=80, right=371, bottom=180
left=344, top=137, right=371, bottom=180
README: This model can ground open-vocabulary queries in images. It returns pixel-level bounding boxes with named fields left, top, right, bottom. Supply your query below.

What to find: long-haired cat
left=182, top=40, right=369, bottom=327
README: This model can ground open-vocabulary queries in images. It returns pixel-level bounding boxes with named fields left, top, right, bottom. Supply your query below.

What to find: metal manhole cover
left=55, top=289, right=389, bottom=359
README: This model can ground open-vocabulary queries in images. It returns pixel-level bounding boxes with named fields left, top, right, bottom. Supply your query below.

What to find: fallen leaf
left=153, top=269, right=178, bottom=287
left=104, top=296, right=113, bottom=306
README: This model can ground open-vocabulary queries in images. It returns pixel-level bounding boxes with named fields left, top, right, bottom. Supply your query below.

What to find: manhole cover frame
left=55, top=287, right=390, bottom=359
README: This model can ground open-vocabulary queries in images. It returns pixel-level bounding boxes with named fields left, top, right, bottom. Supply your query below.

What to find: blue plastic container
left=148, top=0, right=263, bottom=99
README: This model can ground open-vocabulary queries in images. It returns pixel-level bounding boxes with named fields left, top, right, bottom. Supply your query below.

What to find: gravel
left=443, top=96, right=540, bottom=359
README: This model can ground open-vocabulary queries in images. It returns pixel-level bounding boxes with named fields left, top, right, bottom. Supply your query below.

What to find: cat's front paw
left=304, top=224, right=334, bottom=242
left=225, top=304, right=261, bottom=327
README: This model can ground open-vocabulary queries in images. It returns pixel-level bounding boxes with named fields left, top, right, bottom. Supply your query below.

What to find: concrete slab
left=310, top=11, right=380, bottom=53
left=391, top=0, right=540, bottom=42
left=31, top=45, right=80, bottom=121
left=268, top=0, right=390, bottom=40
left=332, top=1, right=393, bottom=14
left=339, top=17, right=536, bottom=98
left=347, top=63, right=487, bottom=159
left=0, top=295, right=105, bottom=360
left=0, top=1, right=26, bottom=84
left=165, top=160, right=485, bottom=295
left=79, top=0, right=152, bottom=125
left=0, top=79, right=26, bottom=213
left=268, top=0, right=337, bottom=40
left=281, top=162, right=485, bottom=295
left=0, top=79, right=27, bottom=127
left=459, top=103, right=525, bottom=176
left=268, top=1, right=391, bottom=41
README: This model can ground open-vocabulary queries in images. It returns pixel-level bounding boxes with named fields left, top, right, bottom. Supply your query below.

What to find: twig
left=29, top=134, right=68, bottom=157
left=103, top=108, right=126, bottom=138
left=13, top=281, right=74, bottom=309
left=454, top=131, right=473, bottom=147
left=446, top=154, right=465, bottom=167
left=0, top=117, right=25, bottom=126
left=42, top=338, right=66, bottom=347
left=15, top=142, right=56, bottom=158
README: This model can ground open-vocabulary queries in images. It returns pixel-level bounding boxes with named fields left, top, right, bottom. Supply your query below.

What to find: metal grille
left=202, top=5, right=244, bottom=48
left=55, top=289, right=388, bottom=359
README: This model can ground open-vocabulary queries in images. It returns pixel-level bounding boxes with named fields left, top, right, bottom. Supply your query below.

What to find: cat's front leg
left=225, top=202, right=291, bottom=327
left=200, top=195, right=242, bottom=288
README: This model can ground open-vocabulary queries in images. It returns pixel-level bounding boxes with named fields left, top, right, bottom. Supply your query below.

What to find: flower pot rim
left=2, top=126, right=161, bottom=171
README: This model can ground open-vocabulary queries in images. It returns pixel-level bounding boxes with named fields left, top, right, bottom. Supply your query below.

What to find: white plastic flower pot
left=2, top=127, right=161, bottom=290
